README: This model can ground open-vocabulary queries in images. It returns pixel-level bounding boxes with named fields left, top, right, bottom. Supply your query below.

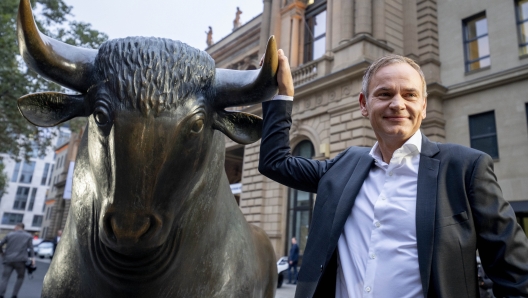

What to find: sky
left=63, top=0, right=264, bottom=51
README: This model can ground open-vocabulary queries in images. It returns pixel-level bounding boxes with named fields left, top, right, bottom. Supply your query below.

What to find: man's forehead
left=369, top=63, right=423, bottom=89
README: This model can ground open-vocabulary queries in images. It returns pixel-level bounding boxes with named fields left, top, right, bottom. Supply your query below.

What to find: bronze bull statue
left=16, top=0, right=278, bottom=296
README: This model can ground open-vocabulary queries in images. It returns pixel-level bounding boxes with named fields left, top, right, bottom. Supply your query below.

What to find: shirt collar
left=369, top=130, right=422, bottom=164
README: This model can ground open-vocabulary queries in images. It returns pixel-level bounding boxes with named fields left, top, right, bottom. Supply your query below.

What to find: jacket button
left=320, top=265, right=323, bottom=272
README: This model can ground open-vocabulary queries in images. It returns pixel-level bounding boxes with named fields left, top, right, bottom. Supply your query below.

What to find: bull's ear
left=213, top=111, right=262, bottom=144
left=18, top=92, right=90, bottom=127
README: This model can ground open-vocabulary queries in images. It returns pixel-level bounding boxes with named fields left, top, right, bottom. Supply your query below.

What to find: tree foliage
left=0, top=0, right=108, bottom=191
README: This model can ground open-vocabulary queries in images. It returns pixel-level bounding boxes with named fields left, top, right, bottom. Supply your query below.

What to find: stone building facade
left=207, top=0, right=528, bottom=259
left=0, top=127, right=70, bottom=238
left=40, top=128, right=83, bottom=240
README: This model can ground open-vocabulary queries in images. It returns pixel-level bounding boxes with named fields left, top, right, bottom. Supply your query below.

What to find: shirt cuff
left=272, top=95, right=294, bottom=101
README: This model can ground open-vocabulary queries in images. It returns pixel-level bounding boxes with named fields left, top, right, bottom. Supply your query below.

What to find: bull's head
left=16, top=0, right=278, bottom=255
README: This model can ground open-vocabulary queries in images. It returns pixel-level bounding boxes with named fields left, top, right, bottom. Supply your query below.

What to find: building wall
left=207, top=0, right=528, bottom=258
left=0, top=127, right=70, bottom=237
left=41, top=128, right=83, bottom=240
left=438, top=0, right=528, bottom=205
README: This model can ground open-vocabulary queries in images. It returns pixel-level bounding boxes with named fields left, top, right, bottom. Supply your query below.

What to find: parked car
left=35, top=241, right=54, bottom=259
left=28, top=238, right=43, bottom=257
left=277, top=256, right=289, bottom=288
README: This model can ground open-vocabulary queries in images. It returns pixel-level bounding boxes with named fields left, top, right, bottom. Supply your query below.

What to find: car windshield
left=39, top=242, right=53, bottom=248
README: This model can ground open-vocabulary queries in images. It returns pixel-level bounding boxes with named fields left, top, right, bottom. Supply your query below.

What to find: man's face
left=359, top=63, right=427, bottom=147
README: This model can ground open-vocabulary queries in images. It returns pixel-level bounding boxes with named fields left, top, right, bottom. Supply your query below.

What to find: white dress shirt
left=336, top=130, right=424, bottom=298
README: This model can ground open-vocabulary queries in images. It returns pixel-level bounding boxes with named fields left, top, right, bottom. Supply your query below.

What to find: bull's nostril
left=109, top=214, right=151, bottom=244
left=103, top=213, right=116, bottom=242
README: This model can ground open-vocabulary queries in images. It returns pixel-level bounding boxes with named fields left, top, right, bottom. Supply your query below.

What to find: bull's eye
left=94, top=106, right=110, bottom=126
left=191, top=118, right=204, bottom=133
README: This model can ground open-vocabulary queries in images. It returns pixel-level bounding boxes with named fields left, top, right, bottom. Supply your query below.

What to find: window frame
left=27, top=188, right=37, bottom=211
left=303, top=0, right=327, bottom=64
left=285, top=140, right=315, bottom=261
left=13, top=186, right=31, bottom=210
left=468, top=110, right=499, bottom=159
left=462, top=12, right=491, bottom=72
left=516, top=0, right=528, bottom=56
left=32, top=215, right=43, bottom=227
left=19, top=161, right=36, bottom=184
left=41, top=163, right=50, bottom=185
left=1, top=213, right=24, bottom=225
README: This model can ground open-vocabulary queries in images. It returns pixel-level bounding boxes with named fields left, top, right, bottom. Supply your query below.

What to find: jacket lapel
left=327, top=152, right=374, bottom=259
left=416, top=135, right=440, bottom=295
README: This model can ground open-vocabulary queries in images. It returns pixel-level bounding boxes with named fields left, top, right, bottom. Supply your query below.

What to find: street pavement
left=1, top=258, right=295, bottom=298
left=0, top=258, right=50, bottom=298
left=275, top=281, right=296, bottom=298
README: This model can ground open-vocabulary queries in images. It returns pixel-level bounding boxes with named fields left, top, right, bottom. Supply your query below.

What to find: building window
left=469, top=111, right=499, bottom=159
left=41, top=163, right=50, bottom=185
left=525, top=103, right=528, bottom=133
left=517, top=0, right=528, bottom=55
left=19, top=161, right=36, bottom=184
left=286, top=140, right=315, bottom=259
left=45, top=206, right=53, bottom=220
left=48, top=165, right=54, bottom=185
left=27, top=188, right=37, bottom=211
left=32, top=215, right=43, bottom=227
left=1, top=213, right=24, bottom=225
left=13, top=186, right=30, bottom=210
left=11, top=162, right=21, bottom=182
left=303, top=1, right=326, bottom=63
left=463, top=12, right=490, bottom=71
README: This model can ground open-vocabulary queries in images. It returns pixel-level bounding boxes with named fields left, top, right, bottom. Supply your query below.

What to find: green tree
left=0, top=0, right=108, bottom=192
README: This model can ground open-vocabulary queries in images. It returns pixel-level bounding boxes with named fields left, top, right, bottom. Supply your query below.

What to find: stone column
left=259, top=0, right=273, bottom=57
left=270, top=0, right=282, bottom=43
left=336, top=0, right=353, bottom=44
left=325, top=0, right=333, bottom=53
left=355, top=0, right=372, bottom=36
left=372, top=0, right=385, bottom=42
left=403, top=0, right=419, bottom=59
left=290, top=14, right=302, bottom=67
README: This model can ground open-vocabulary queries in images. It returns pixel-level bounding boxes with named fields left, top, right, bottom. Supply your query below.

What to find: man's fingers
left=276, top=49, right=294, bottom=96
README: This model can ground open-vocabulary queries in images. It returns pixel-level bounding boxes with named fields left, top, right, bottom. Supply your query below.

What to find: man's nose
left=388, top=94, right=405, bottom=109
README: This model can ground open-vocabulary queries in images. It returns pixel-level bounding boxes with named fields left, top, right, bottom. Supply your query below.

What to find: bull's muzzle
left=102, top=211, right=162, bottom=250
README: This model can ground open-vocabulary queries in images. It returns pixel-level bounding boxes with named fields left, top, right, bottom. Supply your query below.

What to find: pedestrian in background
left=0, top=223, right=35, bottom=298
left=52, top=229, right=62, bottom=254
left=288, top=237, right=299, bottom=284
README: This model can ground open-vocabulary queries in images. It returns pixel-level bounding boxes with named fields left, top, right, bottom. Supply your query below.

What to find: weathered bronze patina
left=16, top=0, right=278, bottom=296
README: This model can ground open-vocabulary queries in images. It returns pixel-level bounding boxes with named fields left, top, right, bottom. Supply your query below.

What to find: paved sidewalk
left=275, top=282, right=296, bottom=298
left=2, top=257, right=296, bottom=298
left=0, top=258, right=50, bottom=298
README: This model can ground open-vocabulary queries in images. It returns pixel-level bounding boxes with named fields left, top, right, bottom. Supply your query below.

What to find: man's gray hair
left=361, top=55, right=428, bottom=98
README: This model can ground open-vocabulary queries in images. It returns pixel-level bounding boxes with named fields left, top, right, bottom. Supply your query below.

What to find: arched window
left=286, top=140, right=315, bottom=260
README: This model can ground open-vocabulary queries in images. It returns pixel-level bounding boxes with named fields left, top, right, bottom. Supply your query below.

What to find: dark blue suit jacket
left=259, top=100, right=528, bottom=298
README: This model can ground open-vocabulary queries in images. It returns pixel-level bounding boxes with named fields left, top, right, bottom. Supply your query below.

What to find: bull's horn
left=17, top=0, right=97, bottom=93
left=213, top=36, right=278, bottom=108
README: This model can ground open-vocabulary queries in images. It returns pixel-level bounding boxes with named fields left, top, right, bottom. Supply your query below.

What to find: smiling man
left=259, top=53, right=528, bottom=297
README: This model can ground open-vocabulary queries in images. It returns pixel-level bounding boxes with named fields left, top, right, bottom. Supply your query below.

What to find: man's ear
left=359, top=93, right=369, bottom=117
left=421, top=96, right=427, bottom=119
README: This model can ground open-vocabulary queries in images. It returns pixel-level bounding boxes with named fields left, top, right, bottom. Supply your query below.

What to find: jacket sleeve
left=259, top=100, right=347, bottom=193
left=470, top=153, right=528, bottom=296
